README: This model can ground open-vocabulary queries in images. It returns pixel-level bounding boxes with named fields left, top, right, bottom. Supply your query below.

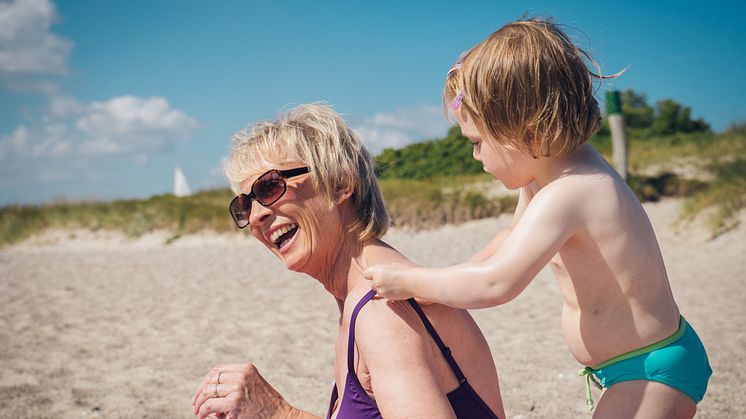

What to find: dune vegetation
left=1, top=91, right=744, bottom=246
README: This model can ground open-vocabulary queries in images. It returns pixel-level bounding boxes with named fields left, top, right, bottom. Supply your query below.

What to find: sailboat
left=174, top=166, right=192, bottom=197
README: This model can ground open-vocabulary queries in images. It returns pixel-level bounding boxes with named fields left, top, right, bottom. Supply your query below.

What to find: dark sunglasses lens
left=230, top=195, right=250, bottom=228
left=253, top=172, right=286, bottom=205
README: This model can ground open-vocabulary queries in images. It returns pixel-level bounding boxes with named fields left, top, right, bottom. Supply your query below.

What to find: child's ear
left=333, top=183, right=354, bottom=205
left=457, top=106, right=469, bottom=123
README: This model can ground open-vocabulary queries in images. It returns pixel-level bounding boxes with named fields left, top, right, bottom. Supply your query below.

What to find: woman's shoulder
left=344, top=285, right=424, bottom=341
left=344, top=284, right=418, bottom=326
left=362, top=239, right=417, bottom=267
left=345, top=287, right=444, bottom=378
left=346, top=284, right=470, bottom=355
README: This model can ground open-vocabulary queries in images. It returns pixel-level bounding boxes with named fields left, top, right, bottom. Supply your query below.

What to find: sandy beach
left=1, top=197, right=744, bottom=418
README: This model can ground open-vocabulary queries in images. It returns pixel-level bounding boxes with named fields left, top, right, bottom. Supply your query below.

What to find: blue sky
left=1, top=0, right=744, bottom=206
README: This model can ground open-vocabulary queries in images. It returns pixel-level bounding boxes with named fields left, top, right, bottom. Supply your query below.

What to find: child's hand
left=364, top=264, right=415, bottom=300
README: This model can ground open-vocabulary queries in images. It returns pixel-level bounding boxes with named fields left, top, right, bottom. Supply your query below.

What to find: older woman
left=191, top=104, right=506, bottom=419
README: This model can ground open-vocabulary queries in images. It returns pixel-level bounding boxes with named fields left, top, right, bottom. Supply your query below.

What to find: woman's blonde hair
left=224, top=103, right=390, bottom=241
left=445, top=18, right=608, bottom=157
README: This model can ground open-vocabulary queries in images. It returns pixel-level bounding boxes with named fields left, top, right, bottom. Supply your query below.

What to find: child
left=365, top=18, right=711, bottom=417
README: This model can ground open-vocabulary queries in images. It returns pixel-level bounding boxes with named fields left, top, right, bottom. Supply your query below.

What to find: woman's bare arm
left=352, top=298, right=457, bottom=419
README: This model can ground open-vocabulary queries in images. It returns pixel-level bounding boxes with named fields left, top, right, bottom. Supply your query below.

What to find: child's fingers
left=363, top=265, right=385, bottom=280
left=365, top=266, right=390, bottom=293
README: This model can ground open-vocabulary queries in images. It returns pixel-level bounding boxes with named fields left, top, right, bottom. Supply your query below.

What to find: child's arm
left=366, top=185, right=579, bottom=309
left=468, top=187, right=531, bottom=263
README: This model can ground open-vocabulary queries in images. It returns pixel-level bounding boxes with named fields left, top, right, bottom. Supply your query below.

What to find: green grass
left=626, top=173, right=707, bottom=202
left=591, top=130, right=746, bottom=172
left=0, top=174, right=517, bottom=247
left=0, top=189, right=237, bottom=247
left=380, top=174, right=517, bottom=229
left=679, top=158, right=746, bottom=237
left=2, top=128, right=745, bottom=247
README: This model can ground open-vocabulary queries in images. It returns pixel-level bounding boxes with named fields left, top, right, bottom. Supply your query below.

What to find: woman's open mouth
left=270, top=223, right=299, bottom=250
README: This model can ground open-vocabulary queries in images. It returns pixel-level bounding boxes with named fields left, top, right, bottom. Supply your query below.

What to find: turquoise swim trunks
left=579, top=316, right=712, bottom=410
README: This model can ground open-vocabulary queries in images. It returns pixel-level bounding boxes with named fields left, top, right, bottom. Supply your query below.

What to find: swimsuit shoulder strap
left=347, top=291, right=467, bottom=382
left=406, top=299, right=467, bottom=383
left=347, top=289, right=378, bottom=371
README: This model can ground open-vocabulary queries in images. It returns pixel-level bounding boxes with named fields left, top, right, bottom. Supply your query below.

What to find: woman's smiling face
left=243, top=158, right=345, bottom=276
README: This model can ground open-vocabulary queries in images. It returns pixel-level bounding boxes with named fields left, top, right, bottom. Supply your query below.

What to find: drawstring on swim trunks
left=579, top=367, right=603, bottom=411
left=577, top=317, right=687, bottom=411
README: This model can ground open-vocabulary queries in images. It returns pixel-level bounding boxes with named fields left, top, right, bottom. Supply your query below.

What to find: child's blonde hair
left=445, top=18, right=606, bottom=157
left=225, top=103, right=390, bottom=241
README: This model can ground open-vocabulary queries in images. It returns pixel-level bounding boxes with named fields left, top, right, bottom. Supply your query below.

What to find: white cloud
left=353, top=104, right=450, bottom=154
left=2, top=76, right=58, bottom=93
left=48, top=94, right=84, bottom=117
left=76, top=96, right=200, bottom=155
left=31, top=122, right=71, bottom=157
left=0, top=124, right=78, bottom=188
left=0, top=0, right=72, bottom=76
left=354, top=126, right=412, bottom=153
left=0, top=2, right=203, bottom=203
left=0, top=125, right=28, bottom=159
left=210, top=155, right=228, bottom=179
left=205, top=155, right=230, bottom=189
left=0, top=95, right=200, bottom=189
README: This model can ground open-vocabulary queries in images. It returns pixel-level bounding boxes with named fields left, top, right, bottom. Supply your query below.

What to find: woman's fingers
left=192, top=363, right=291, bottom=419
left=193, top=383, right=220, bottom=414
left=192, top=364, right=255, bottom=415
left=192, top=365, right=246, bottom=405
left=197, top=394, right=237, bottom=419
left=193, top=383, right=241, bottom=415
left=192, top=365, right=223, bottom=404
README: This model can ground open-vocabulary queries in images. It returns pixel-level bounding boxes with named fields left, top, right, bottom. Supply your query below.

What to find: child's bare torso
left=525, top=146, right=680, bottom=366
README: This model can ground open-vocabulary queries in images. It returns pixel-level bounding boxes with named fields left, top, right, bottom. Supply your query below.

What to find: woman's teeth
left=270, top=223, right=298, bottom=246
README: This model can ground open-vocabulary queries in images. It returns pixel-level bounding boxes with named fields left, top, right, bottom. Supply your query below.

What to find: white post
left=606, top=90, right=628, bottom=180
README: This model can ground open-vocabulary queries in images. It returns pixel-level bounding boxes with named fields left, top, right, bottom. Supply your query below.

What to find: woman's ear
left=333, top=183, right=354, bottom=205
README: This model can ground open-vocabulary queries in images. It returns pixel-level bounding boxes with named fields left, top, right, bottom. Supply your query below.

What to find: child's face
left=454, top=108, right=534, bottom=189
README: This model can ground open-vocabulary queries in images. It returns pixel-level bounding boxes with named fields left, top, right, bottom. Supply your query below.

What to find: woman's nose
left=248, top=200, right=272, bottom=226
left=472, top=145, right=481, bottom=161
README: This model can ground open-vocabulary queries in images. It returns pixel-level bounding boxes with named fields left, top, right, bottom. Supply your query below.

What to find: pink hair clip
left=447, top=62, right=464, bottom=111
left=451, top=91, right=464, bottom=111
left=447, top=62, right=463, bottom=77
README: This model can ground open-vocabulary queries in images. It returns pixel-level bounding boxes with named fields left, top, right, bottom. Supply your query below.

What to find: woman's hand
left=191, top=363, right=292, bottom=419
left=364, top=264, right=416, bottom=300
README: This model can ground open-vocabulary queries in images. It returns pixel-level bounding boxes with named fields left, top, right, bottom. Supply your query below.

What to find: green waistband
left=578, top=316, right=687, bottom=411
left=590, top=316, right=687, bottom=371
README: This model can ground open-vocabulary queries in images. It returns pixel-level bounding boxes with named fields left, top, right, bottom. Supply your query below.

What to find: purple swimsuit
left=326, top=290, right=500, bottom=419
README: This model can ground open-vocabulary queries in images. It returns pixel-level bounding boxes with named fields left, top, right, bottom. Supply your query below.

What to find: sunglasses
left=229, top=167, right=310, bottom=229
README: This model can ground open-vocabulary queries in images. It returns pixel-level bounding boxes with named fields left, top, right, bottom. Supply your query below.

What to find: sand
left=1, top=198, right=744, bottom=418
